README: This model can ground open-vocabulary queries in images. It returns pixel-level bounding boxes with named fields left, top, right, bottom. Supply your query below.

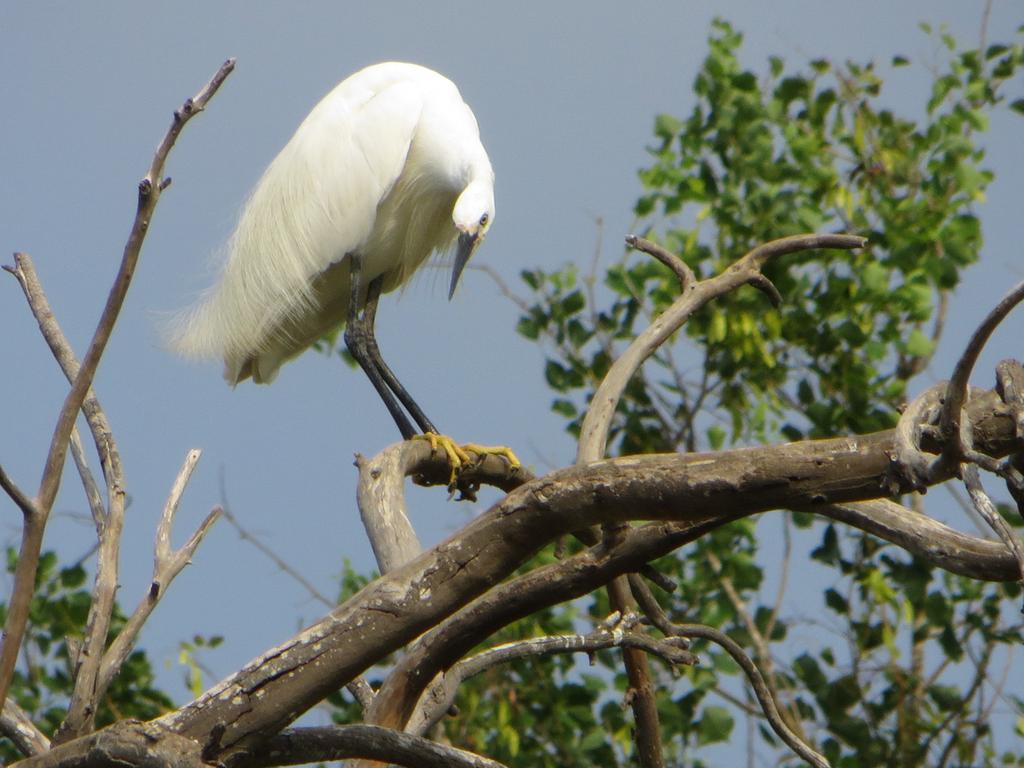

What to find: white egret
left=171, top=62, right=516, bottom=472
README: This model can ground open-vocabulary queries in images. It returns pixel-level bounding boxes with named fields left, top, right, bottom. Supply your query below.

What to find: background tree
left=482, top=19, right=1024, bottom=767
left=0, top=12, right=1022, bottom=768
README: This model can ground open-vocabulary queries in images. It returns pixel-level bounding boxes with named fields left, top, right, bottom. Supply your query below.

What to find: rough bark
left=141, top=387, right=1020, bottom=764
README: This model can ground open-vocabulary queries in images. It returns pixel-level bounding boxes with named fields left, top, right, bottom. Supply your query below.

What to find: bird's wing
left=168, top=78, right=426, bottom=379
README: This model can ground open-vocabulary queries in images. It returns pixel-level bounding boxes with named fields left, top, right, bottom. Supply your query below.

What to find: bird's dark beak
left=449, top=230, right=478, bottom=299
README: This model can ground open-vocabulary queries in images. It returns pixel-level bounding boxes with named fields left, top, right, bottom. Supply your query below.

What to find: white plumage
left=170, top=62, right=495, bottom=385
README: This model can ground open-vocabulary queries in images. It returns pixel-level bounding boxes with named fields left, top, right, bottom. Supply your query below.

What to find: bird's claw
left=459, top=443, right=522, bottom=472
left=413, top=434, right=521, bottom=493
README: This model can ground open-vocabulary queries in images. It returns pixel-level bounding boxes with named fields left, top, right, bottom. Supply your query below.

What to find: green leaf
left=824, top=588, right=849, bottom=614
left=904, top=329, right=933, bottom=357
left=696, top=705, right=734, bottom=745
left=551, top=398, right=577, bottom=418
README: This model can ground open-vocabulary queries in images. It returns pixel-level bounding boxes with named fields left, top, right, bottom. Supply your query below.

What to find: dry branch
left=576, top=233, right=866, bottom=464
left=573, top=233, right=864, bottom=768
left=232, top=725, right=509, bottom=768
left=408, top=613, right=696, bottom=736
left=0, top=58, right=234, bottom=720
left=150, top=383, right=1022, bottom=765
left=939, top=279, right=1024, bottom=466
left=0, top=700, right=51, bottom=758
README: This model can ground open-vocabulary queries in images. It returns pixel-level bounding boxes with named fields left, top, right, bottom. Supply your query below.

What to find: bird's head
left=449, top=178, right=494, bottom=299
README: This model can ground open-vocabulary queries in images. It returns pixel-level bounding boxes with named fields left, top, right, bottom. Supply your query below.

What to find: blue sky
left=1, top=0, right=1021, bottom=758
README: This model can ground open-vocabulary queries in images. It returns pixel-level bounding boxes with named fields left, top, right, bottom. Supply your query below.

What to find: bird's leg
left=344, top=254, right=520, bottom=490
left=344, top=254, right=418, bottom=440
left=351, top=271, right=440, bottom=436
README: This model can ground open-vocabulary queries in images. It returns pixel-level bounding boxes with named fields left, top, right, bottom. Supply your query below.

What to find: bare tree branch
left=68, top=427, right=106, bottom=528
left=230, top=725, right=509, bottom=768
left=627, top=577, right=827, bottom=767
left=577, top=233, right=866, bottom=465
left=0, top=59, right=235, bottom=715
left=676, top=624, right=828, bottom=768
left=345, top=678, right=376, bottom=712
left=962, top=464, right=1024, bottom=581
left=625, top=235, right=695, bottom=291
left=2, top=253, right=124, bottom=491
left=939, top=279, right=1024, bottom=468
left=12, top=720, right=205, bottom=768
left=218, top=487, right=333, bottom=606
left=569, top=233, right=863, bottom=768
left=410, top=612, right=697, bottom=736
left=0, top=464, right=35, bottom=519
left=355, top=444, right=427, bottom=575
left=344, top=387, right=1020, bottom=755
left=96, top=451, right=219, bottom=701
left=0, top=699, right=51, bottom=758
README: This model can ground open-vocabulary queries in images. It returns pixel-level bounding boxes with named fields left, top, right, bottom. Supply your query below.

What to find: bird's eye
left=479, top=212, right=489, bottom=227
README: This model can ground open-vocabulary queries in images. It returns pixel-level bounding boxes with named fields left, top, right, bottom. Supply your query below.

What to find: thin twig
left=68, top=427, right=106, bottom=528
left=626, top=234, right=695, bottom=290
left=4, top=253, right=123, bottom=489
left=0, top=59, right=235, bottom=716
left=410, top=612, right=695, bottom=736
left=962, top=465, right=1024, bottom=581
left=95, top=450, right=220, bottom=702
left=0, top=465, right=35, bottom=519
left=677, top=625, right=829, bottom=768
left=629, top=575, right=827, bottom=766
left=577, top=233, right=865, bottom=465
left=218, top=498, right=335, bottom=611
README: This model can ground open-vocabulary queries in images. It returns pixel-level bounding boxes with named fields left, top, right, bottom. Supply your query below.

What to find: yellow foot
left=460, top=443, right=521, bottom=472
left=412, top=434, right=521, bottom=490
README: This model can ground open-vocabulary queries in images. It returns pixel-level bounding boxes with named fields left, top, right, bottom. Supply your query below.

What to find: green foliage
left=526, top=19, right=1022, bottom=451
left=503, top=17, right=1024, bottom=768
left=443, top=550, right=615, bottom=766
left=0, top=549, right=172, bottom=761
left=177, top=633, right=225, bottom=699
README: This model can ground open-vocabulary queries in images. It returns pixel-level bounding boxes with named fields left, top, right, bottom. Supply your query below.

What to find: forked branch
left=0, top=58, right=235, bottom=716
left=576, top=233, right=866, bottom=464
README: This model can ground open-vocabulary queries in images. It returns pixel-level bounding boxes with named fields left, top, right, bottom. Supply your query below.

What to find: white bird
left=171, top=62, right=510, bottom=456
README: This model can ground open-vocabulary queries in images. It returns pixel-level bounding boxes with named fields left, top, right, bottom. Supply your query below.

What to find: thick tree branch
left=229, top=725, right=508, bottom=768
left=142, top=382, right=1017, bottom=760
left=365, top=517, right=732, bottom=739
left=810, top=498, right=1014, bottom=580
left=12, top=720, right=204, bottom=768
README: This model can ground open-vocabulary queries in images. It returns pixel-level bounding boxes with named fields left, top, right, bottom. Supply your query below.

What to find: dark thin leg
left=343, top=254, right=438, bottom=439
left=357, top=280, right=440, bottom=435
